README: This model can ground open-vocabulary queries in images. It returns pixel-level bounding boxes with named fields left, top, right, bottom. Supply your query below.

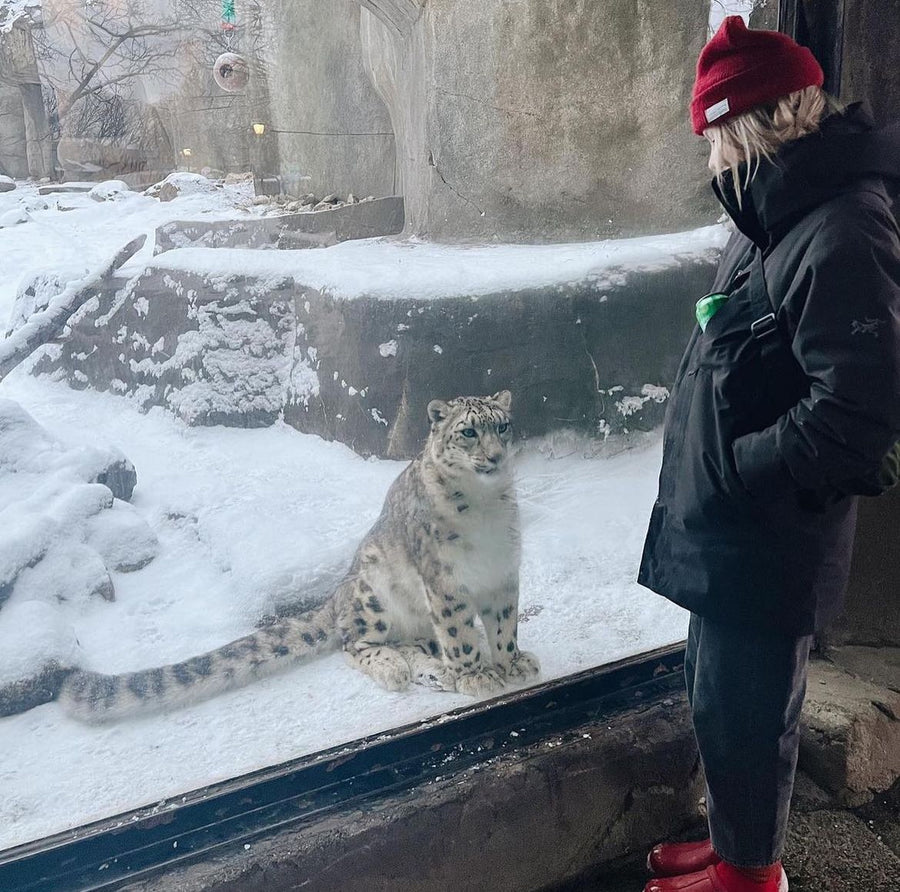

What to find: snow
left=88, top=180, right=131, bottom=202
left=708, top=0, right=757, bottom=33
left=152, top=226, right=728, bottom=302
left=0, top=397, right=158, bottom=692
left=0, top=180, right=260, bottom=332
left=0, top=179, right=695, bottom=852
left=0, top=0, right=41, bottom=32
left=0, top=374, right=685, bottom=850
left=0, top=206, right=28, bottom=227
left=145, top=172, right=223, bottom=200
left=0, top=601, right=79, bottom=685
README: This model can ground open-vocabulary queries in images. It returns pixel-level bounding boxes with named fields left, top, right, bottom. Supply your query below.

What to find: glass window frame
left=0, top=644, right=685, bottom=892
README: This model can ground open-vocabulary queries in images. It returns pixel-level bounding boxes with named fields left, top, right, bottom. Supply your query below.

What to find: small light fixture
left=252, top=122, right=266, bottom=136
left=181, top=148, right=192, bottom=157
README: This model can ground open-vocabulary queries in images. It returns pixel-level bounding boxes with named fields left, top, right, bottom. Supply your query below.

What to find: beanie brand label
left=705, top=97, right=730, bottom=123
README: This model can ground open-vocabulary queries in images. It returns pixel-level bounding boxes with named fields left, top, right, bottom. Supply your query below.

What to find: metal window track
left=0, top=643, right=686, bottom=892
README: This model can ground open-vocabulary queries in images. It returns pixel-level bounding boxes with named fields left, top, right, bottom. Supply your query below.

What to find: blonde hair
left=705, top=85, right=833, bottom=198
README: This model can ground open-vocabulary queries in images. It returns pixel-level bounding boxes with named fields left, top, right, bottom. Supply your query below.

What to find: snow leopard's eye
left=461, top=428, right=477, bottom=438
left=498, top=423, right=509, bottom=434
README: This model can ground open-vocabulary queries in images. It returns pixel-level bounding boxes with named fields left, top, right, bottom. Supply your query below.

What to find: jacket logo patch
left=851, top=317, right=885, bottom=337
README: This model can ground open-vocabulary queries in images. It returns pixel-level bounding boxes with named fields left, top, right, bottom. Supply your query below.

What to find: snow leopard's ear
left=491, top=390, right=512, bottom=411
left=427, top=399, right=451, bottom=424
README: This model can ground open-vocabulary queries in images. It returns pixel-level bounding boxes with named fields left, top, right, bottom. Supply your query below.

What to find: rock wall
left=0, top=23, right=50, bottom=179
left=3, top=0, right=722, bottom=236
left=161, top=12, right=275, bottom=179
left=358, top=0, right=424, bottom=37
left=35, top=268, right=297, bottom=429
left=823, top=489, right=900, bottom=647
left=0, top=78, right=27, bottom=178
left=840, top=0, right=900, bottom=124
left=34, top=243, right=720, bottom=458
left=360, top=0, right=718, bottom=242
left=263, top=0, right=396, bottom=200
left=153, top=198, right=404, bottom=253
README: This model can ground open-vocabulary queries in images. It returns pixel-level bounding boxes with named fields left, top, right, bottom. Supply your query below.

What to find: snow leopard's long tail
left=58, top=600, right=339, bottom=722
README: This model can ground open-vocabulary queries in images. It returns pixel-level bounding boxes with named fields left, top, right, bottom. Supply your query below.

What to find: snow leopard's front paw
left=500, top=650, right=541, bottom=684
left=346, top=648, right=411, bottom=692
left=417, top=662, right=458, bottom=692
left=454, top=666, right=505, bottom=698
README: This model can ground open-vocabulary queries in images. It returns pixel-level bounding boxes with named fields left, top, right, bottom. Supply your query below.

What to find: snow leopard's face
left=426, top=391, right=513, bottom=479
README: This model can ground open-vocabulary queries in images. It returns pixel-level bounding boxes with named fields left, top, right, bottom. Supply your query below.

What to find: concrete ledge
left=800, top=653, right=900, bottom=806
left=123, top=693, right=702, bottom=892
left=153, top=197, right=405, bottom=254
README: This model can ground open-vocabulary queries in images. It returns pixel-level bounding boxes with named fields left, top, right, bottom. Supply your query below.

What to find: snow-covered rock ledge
left=33, top=228, right=727, bottom=458
left=153, top=196, right=405, bottom=253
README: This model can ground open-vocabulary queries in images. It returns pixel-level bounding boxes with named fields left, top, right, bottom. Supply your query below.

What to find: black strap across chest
left=748, top=249, right=776, bottom=335
left=743, top=247, right=808, bottom=403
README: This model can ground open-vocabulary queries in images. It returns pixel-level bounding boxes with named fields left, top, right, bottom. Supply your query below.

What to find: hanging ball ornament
left=213, top=52, right=249, bottom=93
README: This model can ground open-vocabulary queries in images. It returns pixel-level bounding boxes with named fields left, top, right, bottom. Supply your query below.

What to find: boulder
left=88, top=180, right=132, bottom=202
left=0, top=399, right=154, bottom=611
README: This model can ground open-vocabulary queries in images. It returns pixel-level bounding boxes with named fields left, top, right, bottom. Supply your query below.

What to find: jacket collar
left=713, top=103, right=900, bottom=249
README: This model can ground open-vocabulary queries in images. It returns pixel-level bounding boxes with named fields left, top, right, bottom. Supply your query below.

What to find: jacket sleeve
left=732, top=199, right=900, bottom=501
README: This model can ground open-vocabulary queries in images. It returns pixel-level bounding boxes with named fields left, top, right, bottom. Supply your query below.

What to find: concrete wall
left=264, top=0, right=396, bottom=199
left=0, top=24, right=51, bottom=179
left=840, top=0, right=900, bottom=123
left=803, top=1, right=900, bottom=647
left=360, top=0, right=718, bottom=242
left=824, top=490, right=900, bottom=646
left=162, top=0, right=275, bottom=179
left=4, top=0, right=722, bottom=237
left=359, top=0, right=424, bottom=36
left=0, top=79, right=27, bottom=177
left=153, top=197, right=404, bottom=253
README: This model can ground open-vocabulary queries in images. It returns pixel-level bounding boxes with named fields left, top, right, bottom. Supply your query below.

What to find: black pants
left=685, top=612, right=813, bottom=867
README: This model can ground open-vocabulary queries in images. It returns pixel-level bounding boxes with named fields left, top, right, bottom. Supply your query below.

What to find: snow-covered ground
left=0, top=177, right=261, bottom=329
left=0, top=0, right=41, bottom=33
left=0, top=179, right=690, bottom=851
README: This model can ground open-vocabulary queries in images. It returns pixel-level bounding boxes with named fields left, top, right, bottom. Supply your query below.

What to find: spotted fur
left=51, top=391, right=539, bottom=721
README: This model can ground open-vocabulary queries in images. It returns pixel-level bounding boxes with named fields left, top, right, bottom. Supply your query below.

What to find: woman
left=638, top=16, right=900, bottom=892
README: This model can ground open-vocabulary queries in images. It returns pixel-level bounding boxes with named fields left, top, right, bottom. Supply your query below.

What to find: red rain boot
left=643, top=861, right=787, bottom=892
left=647, top=838, right=720, bottom=877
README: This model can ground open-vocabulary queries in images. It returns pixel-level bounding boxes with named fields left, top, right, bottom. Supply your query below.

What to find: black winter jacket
left=638, top=106, right=900, bottom=635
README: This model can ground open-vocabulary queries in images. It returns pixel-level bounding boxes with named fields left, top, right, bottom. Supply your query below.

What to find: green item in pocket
left=696, top=292, right=730, bottom=332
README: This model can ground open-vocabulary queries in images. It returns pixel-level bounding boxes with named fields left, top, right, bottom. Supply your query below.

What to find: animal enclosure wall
left=360, top=0, right=719, bottom=241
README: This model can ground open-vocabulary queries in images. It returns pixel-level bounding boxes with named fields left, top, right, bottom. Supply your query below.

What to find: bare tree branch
left=0, top=236, right=146, bottom=383
left=34, top=0, right=185, bottom=124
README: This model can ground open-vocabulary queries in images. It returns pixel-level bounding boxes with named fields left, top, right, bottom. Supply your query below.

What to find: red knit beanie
left=691, top=16, right=824, bottom=135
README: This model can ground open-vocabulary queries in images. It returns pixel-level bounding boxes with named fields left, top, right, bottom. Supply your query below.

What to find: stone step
left=153, top=196, right=405, bottom=254
left=801, top=651, right=900, bottom=806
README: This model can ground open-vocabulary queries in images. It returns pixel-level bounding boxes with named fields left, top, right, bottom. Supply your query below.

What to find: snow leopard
left=5, top=391, right=540, bottom=722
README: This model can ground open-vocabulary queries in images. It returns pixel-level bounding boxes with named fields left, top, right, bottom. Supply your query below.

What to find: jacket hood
left=713, top=103, right=900, bottom=247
